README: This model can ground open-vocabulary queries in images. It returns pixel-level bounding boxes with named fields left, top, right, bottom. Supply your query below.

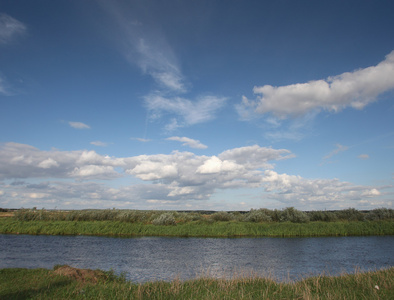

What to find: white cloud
left=131, top=137, right=151, bottom=142
left=0, top=142, right=389, bottom=210
left=219, top=145, right=295, bottom=169
left=239, top=51, right=394, bottom=118
left=145, top=93, right=227, bottom=128
left=70, top=165, right=119, bottom=179
left=261, top=170, right=386, bottom=209
left=38, top=158, right=59, bottom=169
left=0, top=13, right=26, bottom=44
left=69, top=121, right=90, bottom=129
left=135, top=37, right=185, bottom=92
left=358, top=154, right=369, bottom=160
left=361, top=188, right=381, bottom=197
left=0, top=143, right=123, bottom=180
left=100, top=1, right=185, bottom=92
left=196, top=156, right=241, bottom=174
left=0, top=14, right=26, bottom=95
left=166, top=136, right=207, bottom=149
left=90, top=141, right=108, bottom=147
left=0, top=76, right=9, bottom=95
left=323, top=144, right=349, bottom=160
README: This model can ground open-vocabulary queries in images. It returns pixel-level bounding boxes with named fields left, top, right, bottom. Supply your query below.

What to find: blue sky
left=1, top=0, right=393, bottom=211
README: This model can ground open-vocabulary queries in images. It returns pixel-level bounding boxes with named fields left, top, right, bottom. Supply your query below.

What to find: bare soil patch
left=53, top=265, right=106, bottom=283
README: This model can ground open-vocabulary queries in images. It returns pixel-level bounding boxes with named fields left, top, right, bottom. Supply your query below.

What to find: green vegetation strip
left=0, top=266, right=392, bottom=299
left=0, top=218, right=393, bottom=237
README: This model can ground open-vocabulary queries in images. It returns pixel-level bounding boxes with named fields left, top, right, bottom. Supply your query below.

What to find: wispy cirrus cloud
left=0, top=13, right=26, bottom=44
left=68, top=121, right=90, bottom=129
left=145, top=93, right=227, bottom=128
left=99, top=0, right=227, bottom=132
left=90, top=141, right=108, bottom=147
left=238, top=51, right=394, bottom=119
left=166, top=136, right=207, bottom=149
left=131, top=137, right=151, bottom=143
left=100, top=0, right=185, bottom=93
left=323, top=144, right=349, bottom=160
left=0, top=13, right=26, bottom=95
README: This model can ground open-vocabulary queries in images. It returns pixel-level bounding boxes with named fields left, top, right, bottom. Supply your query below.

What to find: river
left=1, top=234, right=393, bottom=282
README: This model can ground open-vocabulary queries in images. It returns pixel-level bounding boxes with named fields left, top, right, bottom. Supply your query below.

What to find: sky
left=0, top=0, right=393, bottom=211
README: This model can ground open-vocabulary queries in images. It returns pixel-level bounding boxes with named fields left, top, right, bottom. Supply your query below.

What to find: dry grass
left=1, top=266, right=392, bottom=299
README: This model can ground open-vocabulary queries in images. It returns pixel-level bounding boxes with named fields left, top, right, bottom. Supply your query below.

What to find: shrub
left=116, top=210, right=148, bottom=223
left=243, top=209, right=272, bottom=223
left=279, top=207, right=310, bottom=223
left=336, top=208, right=365, bottom=221
left=366, top=208, right=394, bottom=221
left=210, top=211, right=235, bottom=222
left=308, top=210, right=338, bottom=222
left=173, top=212, right=202, bottom=223
left=152, top=213, right=177, bottom=226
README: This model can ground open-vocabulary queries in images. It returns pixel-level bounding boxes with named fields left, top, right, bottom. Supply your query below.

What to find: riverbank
left=1, top=266, right=392, bottom=299
left=0, top=218, right=393, bottom=237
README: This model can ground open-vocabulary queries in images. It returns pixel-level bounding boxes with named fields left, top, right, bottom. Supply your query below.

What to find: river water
left=1, top=234, right=393, bottom=282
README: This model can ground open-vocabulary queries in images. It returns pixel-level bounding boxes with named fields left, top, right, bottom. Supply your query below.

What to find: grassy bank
left=0, top=207, right=393, bottom=237
left=0, top=266, right=392, bottom=299
left=0, top=218, right=393, bottom=237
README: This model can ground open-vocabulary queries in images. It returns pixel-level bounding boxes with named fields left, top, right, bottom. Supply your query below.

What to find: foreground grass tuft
left=0, top=266, right=392, bottom=299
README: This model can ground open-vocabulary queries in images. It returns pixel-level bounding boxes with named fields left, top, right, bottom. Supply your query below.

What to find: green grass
left=0, top=218, right=393, bottom=237
left=0, top=266, right=392, bottom=299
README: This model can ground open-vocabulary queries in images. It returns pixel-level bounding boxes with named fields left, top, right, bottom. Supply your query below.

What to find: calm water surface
left=1, top=234, right=393, bottom=282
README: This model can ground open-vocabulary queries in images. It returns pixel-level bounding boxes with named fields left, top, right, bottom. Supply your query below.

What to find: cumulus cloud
left=0, top=142, right=388, bottom=210
left=69, top=121, right=90, bottom=129
left=166, top=136, right=207, bottom=149
left=219, top=145, right=295, bottom=169
left=0, top=142, right=122, bottom=180
left=145, top=93, right=227, bottom=128
left=261, top=170, right=386, bottom=209
left=239, top=51, right=394, bottom=118
left=0, top=13, right=26, bottom=44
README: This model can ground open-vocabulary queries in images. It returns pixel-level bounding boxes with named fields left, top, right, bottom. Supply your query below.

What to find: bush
left=152, top=213, right=177, bottom=226
left=336, top=208, right=365, bottom=221
left=308, top=210, right=338, bottom=222
left=279, top=207, right=310, bottom=223
left=173, top=212, right=202, bottom=223
left=116, top=210, right=149, bottom=223
left=210, top=211, right=235, bottom=222
left=243, top=209, right=272, bottom=223
left=366, top=208, right=394, bottom=221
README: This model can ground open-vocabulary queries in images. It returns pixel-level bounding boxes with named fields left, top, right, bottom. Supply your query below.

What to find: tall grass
left=1, top=218, right=393, bottom=237
left=1, top=207, right=391, bottom=237
left=0, top=266, right=393, bottom=299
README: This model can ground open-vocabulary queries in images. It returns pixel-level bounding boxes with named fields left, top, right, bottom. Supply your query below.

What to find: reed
left=1, top=218, right=393, bottom=237
left=0, top=266, right=392, bottom=299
